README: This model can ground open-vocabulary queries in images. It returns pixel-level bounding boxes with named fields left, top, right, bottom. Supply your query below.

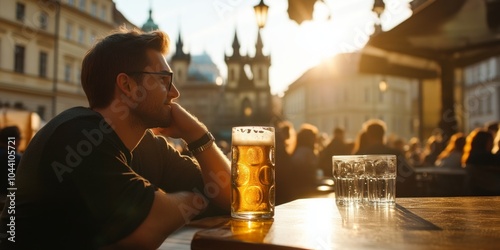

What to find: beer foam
left=232, top=137, right=274, bottom=146
left=232, top=127, right=275, bottom=145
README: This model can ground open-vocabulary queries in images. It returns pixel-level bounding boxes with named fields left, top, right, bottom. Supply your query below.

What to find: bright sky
left=113, top=0, right=412, bottom=95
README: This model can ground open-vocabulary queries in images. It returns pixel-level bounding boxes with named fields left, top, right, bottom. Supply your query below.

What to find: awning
left=360, top=0, right=500, bottom=78
left=358, top=0, right=500, bottom=138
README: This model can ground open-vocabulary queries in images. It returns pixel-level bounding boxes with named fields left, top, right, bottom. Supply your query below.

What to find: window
left=91, top=1, right=97, bottom=17
left=90, top=31, right=96, bottom=44
left=477, top=97, right=483, bottom=115
left=40, top=12, right=48, bottom=30
left=39, top=52, right=48, bottom=77
left=488, top=58, right=497, bottom=80
left=68, top=0, right=75, bottom=6
left=16, top=3, right=25, bottom=21
left=37, top=106, right=46, bottom=120
left=66, top=23, right=73, bottom=40
left=100, top=5, right=107, bottom=20
left=64, top=63, right=72, bottom=82
left=79, top=0, right=86, bottom=10
left=76, top=68, right=81, bottom=84
left=229, top=68, right=234, bottom=81
left=256, top=67, right=262, bottom=81
left=486, top=94, right=492, bottom=114
left=78, top=27, right=84, bottom=44
left=14, top=45, right=25, bottom=73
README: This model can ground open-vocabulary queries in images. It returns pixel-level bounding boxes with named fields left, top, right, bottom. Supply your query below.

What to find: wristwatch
left=187, top=132, right=215, bottom=155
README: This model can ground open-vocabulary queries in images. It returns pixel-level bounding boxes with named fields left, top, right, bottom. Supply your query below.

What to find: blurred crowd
left=266, top=119, right=500, bottom=204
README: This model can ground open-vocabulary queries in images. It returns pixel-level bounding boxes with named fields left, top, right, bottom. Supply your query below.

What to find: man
left=356, top=119, right=416, bottom=197
left=318, top=127, right=353, bottom=177
left=0, top=28, right=231, bottom=249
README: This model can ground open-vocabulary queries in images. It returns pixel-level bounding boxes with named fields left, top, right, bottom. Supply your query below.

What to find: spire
left=172, top=31, right=190, bottom=62
left=255, top=30, right=264, bottom=58
left=175, top=32, right=184, bottom=55
left=231, top=31, right=241, bottom=57
left=141, top=7, right=159, bottom=32
left=251, top=30, right=270, bottom=64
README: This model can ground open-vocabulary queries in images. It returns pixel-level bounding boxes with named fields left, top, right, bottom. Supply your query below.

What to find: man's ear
left=116, top=73, right=134, bottom=96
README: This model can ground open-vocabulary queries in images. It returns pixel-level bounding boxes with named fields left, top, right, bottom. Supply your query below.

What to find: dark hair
left=462, top=129, right=493, bottom=165
left=295, top=124, right=318, bottom=150
left=81, top=27, right=170, bottom=109
left=0, top=126, right=21, bottom=143
left=437, top=132, right=465, bottom=161
left=364, top=119, right=386, bottom=141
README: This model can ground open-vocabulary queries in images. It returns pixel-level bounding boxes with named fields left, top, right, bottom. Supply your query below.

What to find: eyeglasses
left=128, top=71, right=174, bottom=92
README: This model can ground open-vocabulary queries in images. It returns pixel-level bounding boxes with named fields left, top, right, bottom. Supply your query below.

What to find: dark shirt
left=131, top=130, right=227, bottom=218
left=318, top=139, right=352, bottom=177
left=356, top=144, right=417, bottom=197
left=466, top=152, right=500, bottom=166
left=0, top=107, right=155, bottom=249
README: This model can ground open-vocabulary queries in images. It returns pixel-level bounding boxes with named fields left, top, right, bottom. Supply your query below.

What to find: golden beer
left=231, top=127, right=275, bottom=219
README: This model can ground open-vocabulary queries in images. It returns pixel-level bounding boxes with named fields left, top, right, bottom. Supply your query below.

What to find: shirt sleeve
left=132, top=131, right=205, bottom=193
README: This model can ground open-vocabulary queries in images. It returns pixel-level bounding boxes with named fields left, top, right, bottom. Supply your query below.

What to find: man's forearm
left=193, top=143, right=231, bottom=211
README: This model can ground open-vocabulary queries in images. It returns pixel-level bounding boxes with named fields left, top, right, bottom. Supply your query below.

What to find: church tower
left=141, top=7, right=159, bottom=32
left=222, top=30, right=272, bottom=126
left=170, top=33, right=191, bottom=86
left=250, top=31, right=272, bottom=122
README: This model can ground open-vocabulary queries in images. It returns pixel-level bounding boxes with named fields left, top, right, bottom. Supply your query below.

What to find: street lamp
left=254, top=0, right=269, bottom=29
left=372, top=0, right=385, bottom=35
left=372, top=0, right=385, bottom=18
left=379, top=78, right=388, bottom=92
left=373, top=76, right=388, bottom=119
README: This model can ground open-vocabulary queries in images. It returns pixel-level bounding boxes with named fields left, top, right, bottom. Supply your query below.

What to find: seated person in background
left=356, top=119, right=416, bottom=197
left=421, top=128, right=445, bottom=167
left=0, top=28, right=231, bottom=249
left=273, top=120, right=297, bottom=205
left=462, top=128, right=500, bottom=166
left=352, top=130, right=369, bottom=155
left=318, top=127, right=353, bottom=177
left=355, top=119, right=402, bottom=156
left=463, top=128, right=500, bottom=195
left=436, top=132, right=466, bottom=169
left=485, top=121, right=499, bottom=137
left=289, top=124, right=320, bottom=198
left=406, top=137, right=424, bottom=168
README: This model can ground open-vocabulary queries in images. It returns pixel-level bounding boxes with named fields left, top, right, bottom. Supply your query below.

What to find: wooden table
left=161, top=195, right=500, bottom=249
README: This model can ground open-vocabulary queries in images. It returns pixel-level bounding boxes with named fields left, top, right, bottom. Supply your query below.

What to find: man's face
left=129, top=49, right=179, bottom=128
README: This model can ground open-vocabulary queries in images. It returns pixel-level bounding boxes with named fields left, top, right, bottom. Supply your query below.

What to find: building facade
left=463, top=56, right=500, bottom=131
left=1, top=1, right=275, bottom=143
left=0, top=0, right=135, bottom=120
left=282, top=52, right=418, bottom=142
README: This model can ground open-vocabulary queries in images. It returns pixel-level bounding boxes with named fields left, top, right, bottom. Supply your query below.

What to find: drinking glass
left=332, top=155, right=365, bottom=206
left=364, top=155, right=397, bottom=205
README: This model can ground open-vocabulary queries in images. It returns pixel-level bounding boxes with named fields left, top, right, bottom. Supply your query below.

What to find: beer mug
left=231, top=126, right=275, bottom=219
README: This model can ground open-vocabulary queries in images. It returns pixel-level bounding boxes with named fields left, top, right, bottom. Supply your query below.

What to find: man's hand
left=152, top=102, right=206, bottom=143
